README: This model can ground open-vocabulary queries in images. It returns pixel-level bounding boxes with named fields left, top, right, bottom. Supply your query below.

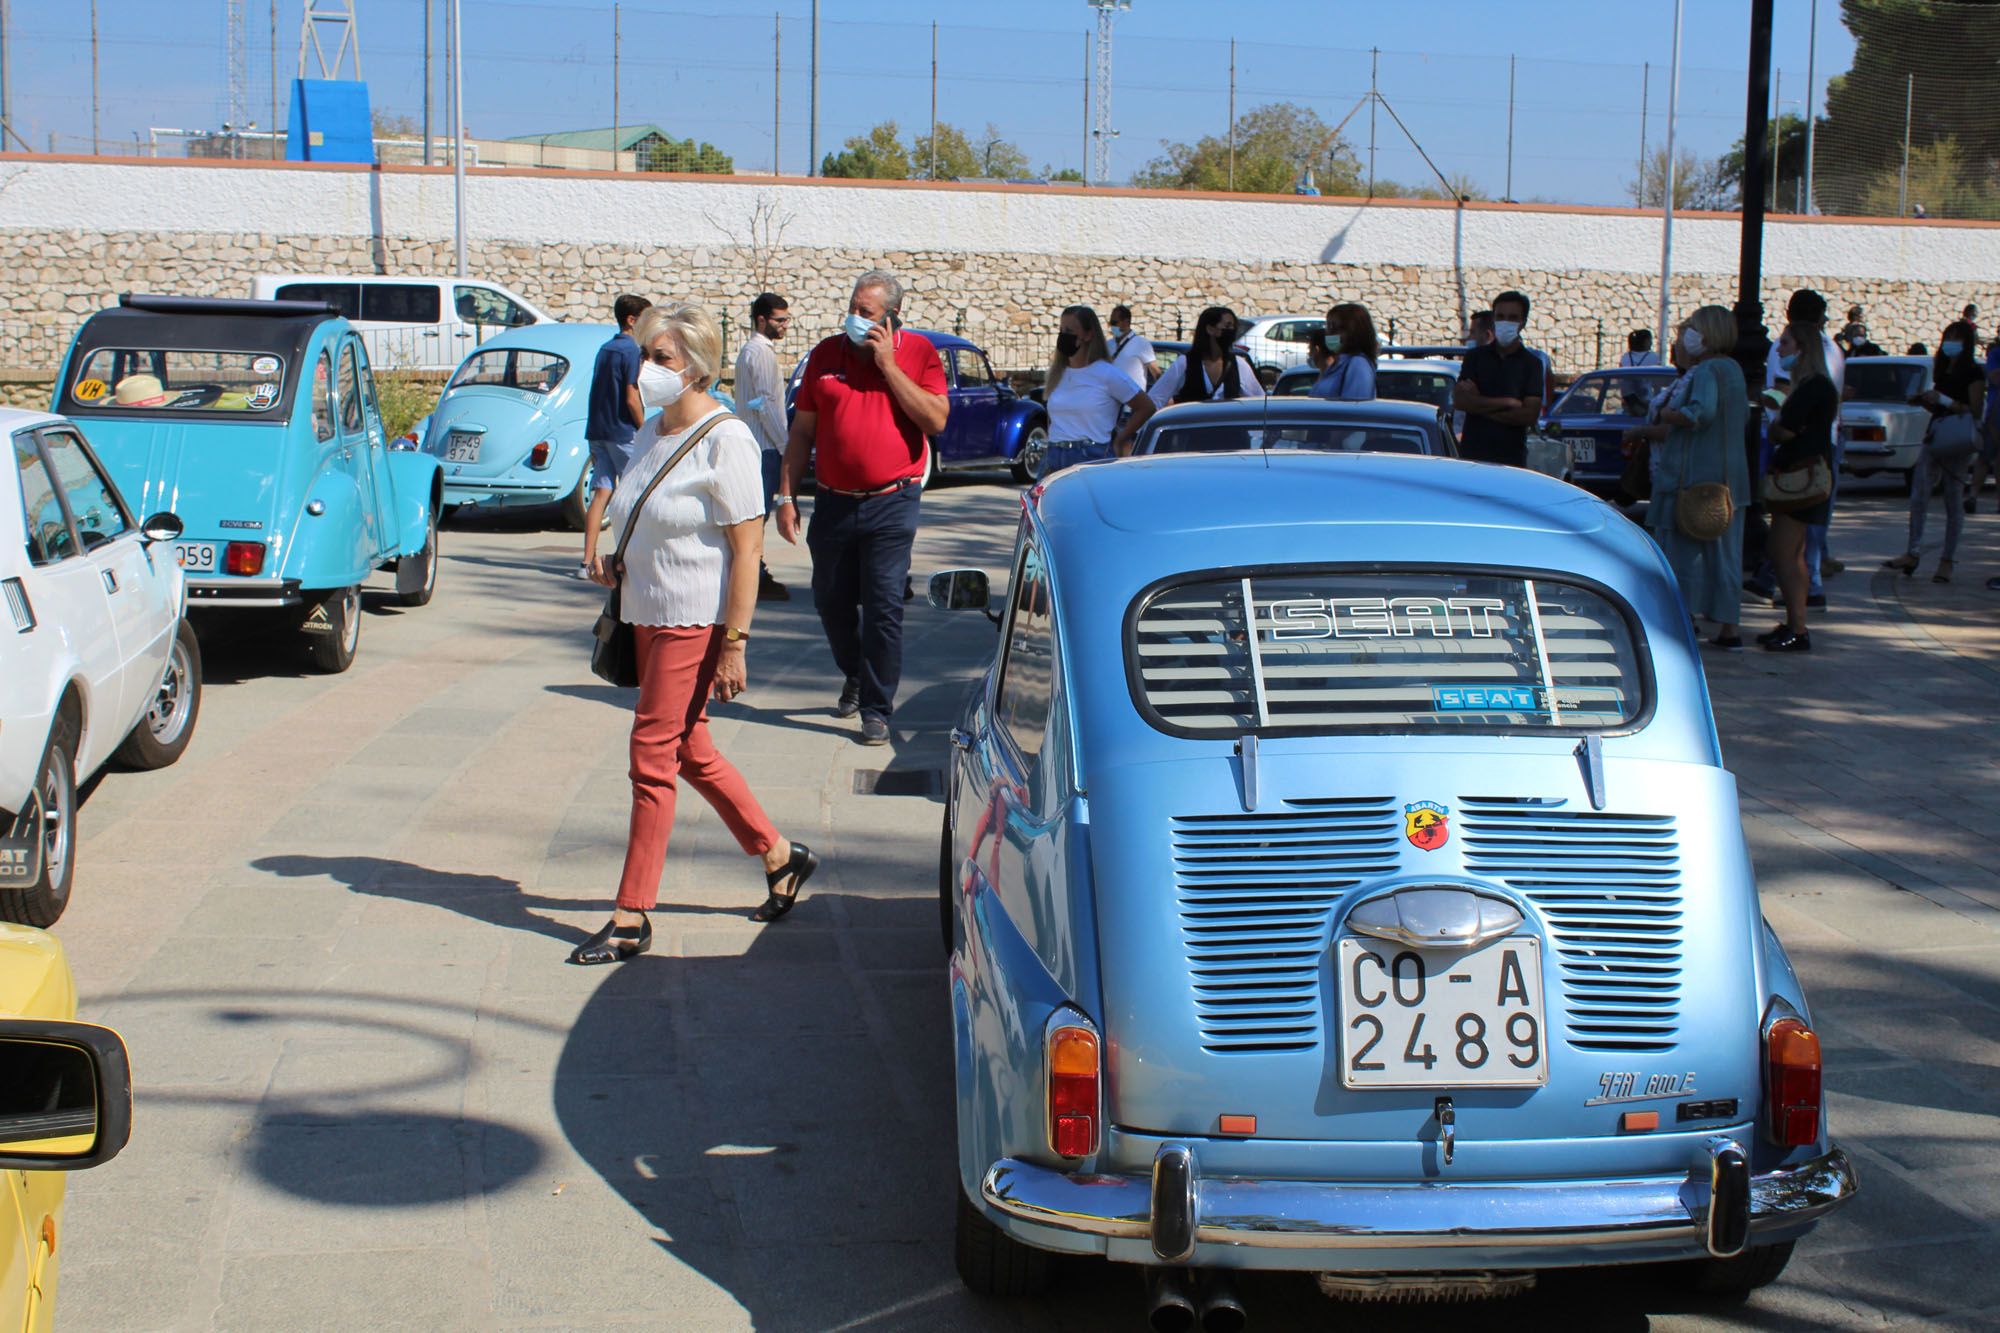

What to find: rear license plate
left=1337, top=936, right=1547, bottom=1088
left=173, top=542, right=218, bottom=572
left=1570, top=439, right=1597, bottom=464
left=445, top=432, right=481, bottom=463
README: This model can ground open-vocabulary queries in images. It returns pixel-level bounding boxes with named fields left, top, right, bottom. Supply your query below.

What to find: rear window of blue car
left=1129, top=569, right=1647, bottom=736
left=448, top=349, right=569, bottom=394
left=68, top=349, right=287, bottom=413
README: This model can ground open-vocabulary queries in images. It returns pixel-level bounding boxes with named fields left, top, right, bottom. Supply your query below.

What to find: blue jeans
left=761, top=450, right=783, bottom=513
left=587, top=437, right=637, bottom=492
left=807, top=484, right=922, bottom=722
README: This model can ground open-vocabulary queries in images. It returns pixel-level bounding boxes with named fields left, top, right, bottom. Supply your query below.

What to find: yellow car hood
left=0, top=923, right=76, bottom=1020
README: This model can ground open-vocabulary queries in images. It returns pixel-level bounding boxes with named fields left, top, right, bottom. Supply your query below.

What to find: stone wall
left=5, top=156, right=1998, bottom=379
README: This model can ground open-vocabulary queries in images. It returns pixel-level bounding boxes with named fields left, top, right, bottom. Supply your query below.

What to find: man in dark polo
left=1453, top=290, right=1545, bottom=467
left=775, top=269, right=949, bottom=746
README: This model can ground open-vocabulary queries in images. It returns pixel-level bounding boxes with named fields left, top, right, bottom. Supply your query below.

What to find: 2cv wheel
left=305, top=586, right=363, bottom=674
left=395, top=506, right=441, bottom=608
left=954, top=1188, right=1051, bottom=1298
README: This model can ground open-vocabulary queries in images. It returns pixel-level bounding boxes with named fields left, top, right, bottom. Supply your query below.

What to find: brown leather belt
left=820, top=476, right=922, bottom=499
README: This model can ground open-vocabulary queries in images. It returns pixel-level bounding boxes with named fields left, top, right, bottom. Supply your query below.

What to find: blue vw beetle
left=930, top=453, right=1853, bottom=1322
left=419, top=323, right=610, bottom=529
left=55, top=295, right=443, bottom=673
left=788, top=329, right=1048, bottom=483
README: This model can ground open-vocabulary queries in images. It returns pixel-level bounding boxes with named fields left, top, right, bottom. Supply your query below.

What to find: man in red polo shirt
left=775, top=269, right=949, bottom=745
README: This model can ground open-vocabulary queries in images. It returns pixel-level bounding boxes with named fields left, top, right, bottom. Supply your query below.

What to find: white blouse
left=1046, top=360, right=1142, bottom=443
left=606, top=410, right=765, bottom=627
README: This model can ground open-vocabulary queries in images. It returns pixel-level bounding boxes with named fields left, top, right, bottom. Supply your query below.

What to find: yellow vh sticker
left=74, top=378, right=108, bottom=401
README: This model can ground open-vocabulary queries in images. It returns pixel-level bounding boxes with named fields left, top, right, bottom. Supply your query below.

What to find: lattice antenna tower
left=226, top=0, right=249, bottom=130
left=1089, top=0, right=1130, bottom=186
left=298, top=0, right=363, bottom=80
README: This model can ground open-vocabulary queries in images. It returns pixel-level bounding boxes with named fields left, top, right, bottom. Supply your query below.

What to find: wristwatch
left=770, top=494, right=795, bottom=506
left=723, top=626, right=752, bottom=643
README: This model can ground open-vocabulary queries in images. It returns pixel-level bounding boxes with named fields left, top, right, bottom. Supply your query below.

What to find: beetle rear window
left=447, top=348, right=569, bottom=394
left=1131, top=570, right=1645, bottom=735
left=1147, top=423, right=1433, bottom=456
left=69, top=349, right=287, bottom=413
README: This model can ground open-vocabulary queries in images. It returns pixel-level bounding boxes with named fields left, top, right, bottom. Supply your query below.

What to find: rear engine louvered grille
left=1460, top=797, right=1682, bottom=1053
left=1174, top=798, right=1401, bottom=1054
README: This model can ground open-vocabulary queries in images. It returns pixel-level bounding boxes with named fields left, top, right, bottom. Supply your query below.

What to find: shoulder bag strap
left=609, top=412, right=741, bottom=568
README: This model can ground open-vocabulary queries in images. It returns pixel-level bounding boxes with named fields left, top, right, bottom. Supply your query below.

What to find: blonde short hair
left=1683, top=305, right=1737, bottom=357
left=633, top=303, right=720, bottom=391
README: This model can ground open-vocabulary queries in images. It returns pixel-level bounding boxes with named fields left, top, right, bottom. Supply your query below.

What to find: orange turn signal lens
left=1765, top=1017, right=1823, bottom=1147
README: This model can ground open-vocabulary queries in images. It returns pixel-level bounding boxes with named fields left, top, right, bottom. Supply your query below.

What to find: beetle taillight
left=1048, top=1025, right=1099, bottom=1159
left=528, top=441, right=552, bottom=468
left=224, top=541, right=266, bottom=576
left=1765, top=1017, right=1822, bottom=1147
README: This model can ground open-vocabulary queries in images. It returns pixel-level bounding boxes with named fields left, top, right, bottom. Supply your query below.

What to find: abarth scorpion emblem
left=1405, top=801, right=1449, bottom=851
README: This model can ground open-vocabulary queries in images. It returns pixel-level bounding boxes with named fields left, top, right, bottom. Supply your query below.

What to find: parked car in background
left=415, top=324, right=614, bottom=529
left=786, top=329, right=1048, bottom=484
left=1237, top=315, right=1325, bottom=386
left=930, top=452, right=1854, bottom=1320
left=0, top=922, right=134, bottom=1328
left=1151, top=341, right=1191, bottom=381
left=249, top=274, right=554, bottom=372
left=3, top=406, right=201, bottom=927
left=1132, top=397, right=1456, bottom=458
left=1532, top=367, right=1680, bottom=497
left=55, top=295, right=444, bottom=674
left=1273, top=357, right=1461, bottom=412
left=1838, top=356, right=1932, bottom=492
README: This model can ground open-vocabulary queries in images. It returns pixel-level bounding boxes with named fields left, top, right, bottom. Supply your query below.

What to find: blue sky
left=6, top=1, right=1854, bottom=205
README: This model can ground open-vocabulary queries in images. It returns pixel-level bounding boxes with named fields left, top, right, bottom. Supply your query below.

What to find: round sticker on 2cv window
left=74, top=378, right=108, bottom=401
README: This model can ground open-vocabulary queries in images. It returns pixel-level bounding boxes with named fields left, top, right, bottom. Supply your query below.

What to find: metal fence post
left=1595, top=319, right=1603, bottom=370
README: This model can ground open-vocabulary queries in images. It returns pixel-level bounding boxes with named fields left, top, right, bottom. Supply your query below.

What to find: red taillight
left=1765, top=1017, right=1822, bottom=1147
left=224, top=541, right=266, bottom=576
left=1848, top=425, right=1887, bottom=442
left=528, top=441, right=552, bottom=468
left=1048, top=1025, right=1099, bottom=1158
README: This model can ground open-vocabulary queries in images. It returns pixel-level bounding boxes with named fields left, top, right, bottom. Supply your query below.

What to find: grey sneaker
left=859, top=715, right=890, bottom=746
left=834, top=677, right=861, bottom=718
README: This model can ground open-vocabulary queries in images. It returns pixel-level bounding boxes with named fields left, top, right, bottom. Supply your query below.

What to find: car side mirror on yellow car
left=0, top=1019, right=133, bottom=1171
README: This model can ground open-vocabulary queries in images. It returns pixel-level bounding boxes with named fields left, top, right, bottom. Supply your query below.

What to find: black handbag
left=590, top=412, right=739, bottom=687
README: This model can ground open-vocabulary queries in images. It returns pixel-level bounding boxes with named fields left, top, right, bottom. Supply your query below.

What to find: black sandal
left=567, top=913, right=652, bottom=965
left=752, top=842, right=819, bottom=923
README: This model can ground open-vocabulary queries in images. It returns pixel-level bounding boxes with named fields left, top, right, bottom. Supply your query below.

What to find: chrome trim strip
left=979, top=1146, right=1855, bottom=1253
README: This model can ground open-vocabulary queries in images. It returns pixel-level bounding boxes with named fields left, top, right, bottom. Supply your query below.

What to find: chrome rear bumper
left=981, top=1141, right=1855, bottom=1265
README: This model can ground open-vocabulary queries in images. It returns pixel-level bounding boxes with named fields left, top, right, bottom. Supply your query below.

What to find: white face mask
left=1494, top=320, right=1522, bottom=345
left=1680, top=328, right=1705, bottom=356
left=638, top=359, right=689, bottom=409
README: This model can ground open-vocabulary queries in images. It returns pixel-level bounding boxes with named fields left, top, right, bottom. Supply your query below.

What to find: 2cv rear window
left=69, top=349, right=287, bottom=414
left=1129, top=569, right=1648, bottom=736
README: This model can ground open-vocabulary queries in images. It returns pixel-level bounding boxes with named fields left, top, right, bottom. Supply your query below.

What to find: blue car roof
left=906, top=327, right=977, bottom=354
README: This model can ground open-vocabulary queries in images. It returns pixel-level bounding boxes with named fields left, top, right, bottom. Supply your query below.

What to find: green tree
left=820, top=121, right=911, bottom=179
left=371, top=111, right=419, bottom=139
left=1044, top=164, right=1085, bottom=183
left=1626, top=145, right=1737, bottom=211
left=1859, top=135, right=2000, bottom=218
left=1815, top=0, right=2000, bottom=216
left=1718, top=112, right=1811, bottom=213
left=1134, top=102, right=1361, bottom=195
left=641, top=135, right=733, bottom=174
left=910, top=122, right=1029, bottom=179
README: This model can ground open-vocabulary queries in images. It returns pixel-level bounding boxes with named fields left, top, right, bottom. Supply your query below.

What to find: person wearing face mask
left=1308, top=302, right=1379, bottom=402
left=1040, top=305, right=1154, bottom=467
left=581, top=294, right=652, bottom=577
left=1106, top=304, right=1158, bottom=388
left=774, top=269, right=949, bottom=746
left=1148, top=305, right=1265, bottom=407
left=1759, top=323, right=1840, bottom=652
left=573, top=304, right=818, bottom=964
left=1623, top=306, right=1751, bottom=649
left=1453, top=291, right=1544, bottom=466
left=1884, top=319, right=1985, bottom=584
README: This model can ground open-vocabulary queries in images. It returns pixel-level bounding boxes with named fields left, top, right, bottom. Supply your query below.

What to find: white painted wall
left=5, top=157, right=1999, bottom=284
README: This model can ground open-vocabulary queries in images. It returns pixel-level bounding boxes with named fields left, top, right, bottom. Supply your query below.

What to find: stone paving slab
left=41, top=478, right=2000, bottom=1330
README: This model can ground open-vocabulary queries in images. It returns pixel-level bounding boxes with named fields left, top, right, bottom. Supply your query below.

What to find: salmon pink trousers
left=615, top=624, right=780, bottom=911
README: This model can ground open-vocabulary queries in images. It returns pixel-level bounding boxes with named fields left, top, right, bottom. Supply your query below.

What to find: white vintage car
left=1839, top=356, right=1933, bottom=491
left=2, top=407, right=202, bottom=926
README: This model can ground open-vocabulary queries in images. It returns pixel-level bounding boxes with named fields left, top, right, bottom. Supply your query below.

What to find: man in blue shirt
left=582, top=294, right=651, bottom=573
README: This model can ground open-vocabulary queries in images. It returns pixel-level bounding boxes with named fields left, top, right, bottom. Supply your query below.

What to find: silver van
left=248, top=275, right=555, bottom=371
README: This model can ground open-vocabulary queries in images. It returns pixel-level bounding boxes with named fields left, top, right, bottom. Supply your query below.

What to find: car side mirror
left=0, top=1019, right=133, bottom=1171
left=140, top=512, right=184, bottom=543
left=928, top=569, right=990, bottom=611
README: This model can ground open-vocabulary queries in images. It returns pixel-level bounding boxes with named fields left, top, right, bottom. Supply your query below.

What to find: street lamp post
left=451, top=0, right=466, bottom=276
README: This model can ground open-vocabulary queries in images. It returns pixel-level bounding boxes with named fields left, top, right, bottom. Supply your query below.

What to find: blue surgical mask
left=843, top=313, right=877, bottom=346
left=1941, top=340, right=1965, bottom=359
left=1778, top=351, right=1799, bottom=374
left=1322, top=333, right=1344, bottom=356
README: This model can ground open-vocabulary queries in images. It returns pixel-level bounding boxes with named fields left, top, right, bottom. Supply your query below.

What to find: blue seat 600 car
left=930, top=452, right=1854, bottom=1321
left=54, top=295, right=444, bottom=673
